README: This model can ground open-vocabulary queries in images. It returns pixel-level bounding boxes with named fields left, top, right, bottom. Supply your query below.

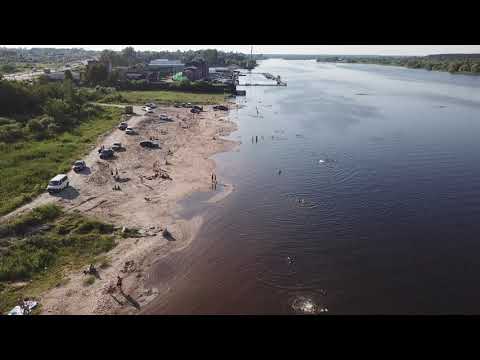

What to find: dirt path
left=25, top=103, right=240, bottom=315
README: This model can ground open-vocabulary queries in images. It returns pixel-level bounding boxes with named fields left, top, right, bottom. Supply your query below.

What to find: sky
left=3, top=45, right=480, bottom=56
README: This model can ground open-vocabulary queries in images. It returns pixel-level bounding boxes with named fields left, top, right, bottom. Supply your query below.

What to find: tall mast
left=249, top=45, right=253, bottom=70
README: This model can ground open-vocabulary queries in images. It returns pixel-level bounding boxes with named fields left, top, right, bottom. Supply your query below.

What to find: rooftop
left=149, top=59, right=184, bottom=66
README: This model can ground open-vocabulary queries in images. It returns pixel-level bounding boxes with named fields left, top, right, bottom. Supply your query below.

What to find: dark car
left=193, top=105, right=203, bottom=111
left=139, top=140, right=160, bottom=149
left=190, top=108, right=201, bottom=114
left=111, top=142, right=123, bottom=151
left=118, top=122, right=128, bottom=130
left=72, top=160, right=86, bottom=172
left=99, top=148, right=114, bottom=159
left=213, top=105, right=229, bottom=111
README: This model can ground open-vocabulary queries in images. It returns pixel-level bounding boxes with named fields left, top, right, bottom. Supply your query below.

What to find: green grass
left=0, top=106, right=123, bottom=216
left=0, top=204, right=118, bottom=314
left=100, top=90, right=227, bottom=106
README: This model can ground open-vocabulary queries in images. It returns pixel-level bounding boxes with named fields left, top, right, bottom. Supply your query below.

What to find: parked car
left=174, top=103, right=182, bottom=108
left=111, top=142, right=123, bottom=151
left=139, top=140, right=160, bottom=148
left=193, top=105, right=203, bottom=111
left=159, top=114, right=172, bottom=121
left=146, top=109, right=155, bottom=115
left=72, top=160, right=86, bottom=172
left=47, top=174, right=69, bottom=193
left=118, top=122, right=128, bottom=130
left=142, top=106, right=151, bottom=112
left=191, top=108, right=201, bottom=114
left=125, top=127, right=136, bottom=135
left=99, top=148, right=114, bottom=159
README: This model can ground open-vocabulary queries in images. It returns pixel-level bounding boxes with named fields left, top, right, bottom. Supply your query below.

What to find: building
left=85, top=59, right=112, bottom=74
left=183, top=59, right=209, bottom=81
left=125, top=72, right=145, bottom=80
left=147, top=59, right=185, bottom=75
left=45, top=71, right=81, bottom=82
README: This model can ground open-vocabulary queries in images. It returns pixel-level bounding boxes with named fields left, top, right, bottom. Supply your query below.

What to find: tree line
left=97, top=47, right=257, bottom=69
left=316, top=55, right=480, bottom=74
left=0, top=77, right=104, bottom=143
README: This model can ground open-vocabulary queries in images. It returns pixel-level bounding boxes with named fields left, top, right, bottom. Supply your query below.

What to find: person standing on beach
left=256, top=136, right=258, bottom=143
left=117, top=276, right=123, bottom=293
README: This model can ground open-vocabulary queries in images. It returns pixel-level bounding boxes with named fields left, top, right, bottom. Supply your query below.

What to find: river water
left=145, top=59, right=480, bottom=314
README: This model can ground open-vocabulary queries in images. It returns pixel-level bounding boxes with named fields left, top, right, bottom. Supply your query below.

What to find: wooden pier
left=239, top=72, right=287, bottom=86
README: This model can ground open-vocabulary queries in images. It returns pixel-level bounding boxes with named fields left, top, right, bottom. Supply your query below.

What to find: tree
left=121, top=47, right=137, bottom=65
left=203, top=49, right=218, bottom=66
left=471, top=63, right=480, bottom=73
left=0, top=63, right=16, bottom=74
left=85, top=62, right=109, bottom=86
left=99, top=50, right=116, bottom=65
left=64, top=69, right=74, bottom=82
left=448, top=62, right=460, bottom=73
left=458, top=63, right=471, bottom=73
left=43, top=99, right=75, bottom=130
left=107, top=69, right=120, bottom=86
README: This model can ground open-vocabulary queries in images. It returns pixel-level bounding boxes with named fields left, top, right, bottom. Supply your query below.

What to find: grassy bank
left=0, top=204, right=118, bottom=314
left=0, top=106, right=123, bottom=216
left=99, top=90, right=227, bottom=106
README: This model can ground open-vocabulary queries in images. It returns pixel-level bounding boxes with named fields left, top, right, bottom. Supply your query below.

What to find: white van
left=47, top=174, right=69, bottom=193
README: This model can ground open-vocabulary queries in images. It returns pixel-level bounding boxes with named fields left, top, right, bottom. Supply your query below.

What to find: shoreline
left=26, top=102, right=240, bottom=315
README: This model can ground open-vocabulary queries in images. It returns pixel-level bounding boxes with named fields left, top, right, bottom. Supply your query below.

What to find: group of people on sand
left=111, top=168, right=121, bottom=191
left=84, top=263, right=124, bottom=295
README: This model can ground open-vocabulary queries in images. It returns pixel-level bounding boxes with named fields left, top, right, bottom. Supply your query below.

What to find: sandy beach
left=8, top=103, right=239, bottom=315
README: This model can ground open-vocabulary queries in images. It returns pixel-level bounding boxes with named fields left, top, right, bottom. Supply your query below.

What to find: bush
left=0, top=204, right=62, bottom=238
left=0, top=64, right=17, bottom=74
left=0, top=123, right=25, bottom=143
left=75, top=220, right=114, bottom=235
left=83, top=275, right=96, bottom=286
left=0, top=207, right=116, bottom=283
left=100, top=93, right=127, bottom=104
left=121, top=227, right=141, bottom=238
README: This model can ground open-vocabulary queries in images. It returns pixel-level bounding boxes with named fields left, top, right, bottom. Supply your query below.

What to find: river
left=144, top=59, right=480, bottom=314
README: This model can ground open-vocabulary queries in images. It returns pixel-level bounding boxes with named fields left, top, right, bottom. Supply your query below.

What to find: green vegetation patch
left=0, top=204, right=117, bottom=314
left=100, top=90, right=226, bottom=106
left=0, top=106, right=123, bottom=216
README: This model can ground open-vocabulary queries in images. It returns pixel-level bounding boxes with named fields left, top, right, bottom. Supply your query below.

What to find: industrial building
left=183, top=59, right=209, bottom=81
left=147, top=59, right=185, bottom=75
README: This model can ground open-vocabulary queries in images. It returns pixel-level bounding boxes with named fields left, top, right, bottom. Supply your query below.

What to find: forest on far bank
left=316, top=54, right=480, bottom=74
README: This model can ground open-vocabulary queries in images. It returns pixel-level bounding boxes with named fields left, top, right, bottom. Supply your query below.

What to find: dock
left=239, top=72, right=287, bottom=87
left=241, top=83, right=287, bottom=87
